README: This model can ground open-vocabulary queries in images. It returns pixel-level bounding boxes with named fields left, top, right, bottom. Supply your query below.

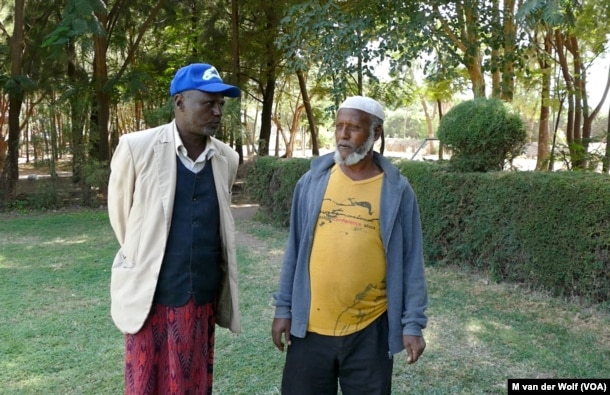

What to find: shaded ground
left=231, top=203, right=259, bottom=221
left=231, top=203, right=262, bottom=250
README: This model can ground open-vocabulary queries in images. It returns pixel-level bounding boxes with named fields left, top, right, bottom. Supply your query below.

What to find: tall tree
left=257, top=3, right=280, bottom=156
left=230, top=0, right=244, bottom=163
left=280, top=1, right=394, bottom=103
left=196, top=0, right=291, bottom=157
left=431, top=1, right=487, bottom=98
left=46, top=0, right=168, bottom=162
left=500, top=0, right=518, bottom=101
left=296, top=69, right=318, bottom=156
left=1, top=0, right=25, bottom=200
left=519, top=0, right=610, bottom=169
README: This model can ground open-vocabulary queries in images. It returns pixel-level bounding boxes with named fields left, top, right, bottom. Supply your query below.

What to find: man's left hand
left=403, top=335, right=426, bottom=364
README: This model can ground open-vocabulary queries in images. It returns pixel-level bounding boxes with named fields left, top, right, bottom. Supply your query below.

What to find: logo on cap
left=202, top=67, right=221, bottom=81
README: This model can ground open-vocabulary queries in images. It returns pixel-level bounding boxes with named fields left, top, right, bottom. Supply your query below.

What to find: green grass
left=0, top=209, right=122, bottom=394
left=0, top=209, right=608, bottom=394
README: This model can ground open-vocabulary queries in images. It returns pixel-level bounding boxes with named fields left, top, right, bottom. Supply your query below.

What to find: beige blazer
left=107, top=120, right=240, bottom=334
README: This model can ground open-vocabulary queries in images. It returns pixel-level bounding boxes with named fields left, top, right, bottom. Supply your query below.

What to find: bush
left=244, top=156, right=310, bottom=226
left=437, top=98, right=527, bottom=172
left=244, top=156, right=610, bottom=309
left=398, top=160, right=610, bottom=307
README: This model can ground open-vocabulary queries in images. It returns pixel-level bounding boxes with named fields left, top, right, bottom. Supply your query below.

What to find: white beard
left=334, top=130, right=375, bottom=166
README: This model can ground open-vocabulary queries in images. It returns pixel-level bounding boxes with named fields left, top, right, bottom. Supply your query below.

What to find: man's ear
left=374, top=125, right=383, bottom=141
left=174, top=94, right=184, bottom=110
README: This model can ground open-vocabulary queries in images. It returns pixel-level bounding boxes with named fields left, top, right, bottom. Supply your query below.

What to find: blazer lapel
left=211, top=152, right=230, bottom=204
left=154, top=127, right=177, bottom=229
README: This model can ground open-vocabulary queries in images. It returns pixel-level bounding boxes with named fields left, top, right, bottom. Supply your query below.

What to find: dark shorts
left=281, top=313, right=393, bottom=395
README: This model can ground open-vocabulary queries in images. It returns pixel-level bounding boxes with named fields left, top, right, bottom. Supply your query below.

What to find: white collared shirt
left=173, top=125, right=216, bottom=173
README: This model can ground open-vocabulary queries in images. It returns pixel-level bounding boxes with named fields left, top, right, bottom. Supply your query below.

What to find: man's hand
left=403, top=335, right=426, bottom=364
left=272, top=318, right=292, bottom=352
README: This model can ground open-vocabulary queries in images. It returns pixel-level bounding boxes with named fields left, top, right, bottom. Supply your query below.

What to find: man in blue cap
left=108, top=63, right=241, bottom=394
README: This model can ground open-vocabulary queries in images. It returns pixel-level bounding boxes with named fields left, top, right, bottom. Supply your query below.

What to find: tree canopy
left=1, top=0, right=609, bottom=202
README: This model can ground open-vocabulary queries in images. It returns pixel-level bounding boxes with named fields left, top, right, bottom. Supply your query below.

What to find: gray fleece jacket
left=273, top=152, right=428, bottom=355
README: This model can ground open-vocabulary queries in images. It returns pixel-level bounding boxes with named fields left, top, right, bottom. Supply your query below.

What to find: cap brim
left=197, top=82, right=241, bottom=98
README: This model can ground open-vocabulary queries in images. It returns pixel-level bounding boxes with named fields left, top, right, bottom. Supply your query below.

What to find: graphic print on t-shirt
left=318, top=197, right=376, bottom=232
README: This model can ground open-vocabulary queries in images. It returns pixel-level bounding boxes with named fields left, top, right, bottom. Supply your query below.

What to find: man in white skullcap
left=272, top=96, right=428, bottom=394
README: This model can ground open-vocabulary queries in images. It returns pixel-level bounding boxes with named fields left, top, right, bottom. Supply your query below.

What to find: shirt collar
left=173, top=124, right=216, bottom=162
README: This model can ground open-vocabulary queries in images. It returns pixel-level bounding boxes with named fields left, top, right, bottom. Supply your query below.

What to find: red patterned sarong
left=124, top=298, right=216, bottom=395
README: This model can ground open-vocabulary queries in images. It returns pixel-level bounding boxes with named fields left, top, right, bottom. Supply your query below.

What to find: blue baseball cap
left=169, top=63, right=241, bottom=97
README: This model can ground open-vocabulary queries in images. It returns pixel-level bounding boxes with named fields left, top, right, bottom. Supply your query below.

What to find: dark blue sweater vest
left=153, top=157, right=222, bottom=306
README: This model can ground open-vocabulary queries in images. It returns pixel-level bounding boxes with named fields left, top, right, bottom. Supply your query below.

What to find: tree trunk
left=231, top=0, right=244, bottom=163
left=93, top=26, right=110, bottom=163
left=1, top=0, right=25, bottom=201
left=49, top=94, right=58, bottom=179
left=297, top=70, right=318, bottom=156
left=490, top=0, right=501, bottom=98
left=462, top=1, right=485, bottom=98
left=357, top=52, right=363, bottom=95
left=603, top=103, right=610, bottom=174
left=437, top=99, right=444, bottom=159
left=0, top=98, right=9, bottom=171
left=555, top=31, right=577, bottom=166
left=258, top=76, right=276, bottom=156
left=257, top=5, right=280, bottom=157
left=569, top=35, right=586, bottom=168
left=536, top=31, right=552, bottom=170
left=601, top=62, right=610, bottom=173
left=500, top=0, right=516, bottom=102
left=285, top=104, right=304, bottom=159
left=68, top=39, right=87, bottom=183
left=421, top=96, right=435, bottom=155
left=465, top=55, right=486, bottom=98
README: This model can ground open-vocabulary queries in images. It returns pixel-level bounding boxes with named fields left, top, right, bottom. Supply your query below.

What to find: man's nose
left=336, top=125, right=349, bottom=139
left=212, top=103, right=223, bottom=115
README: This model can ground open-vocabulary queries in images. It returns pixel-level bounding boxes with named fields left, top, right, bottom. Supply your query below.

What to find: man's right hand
left=272, top=318, right=292, bottom=351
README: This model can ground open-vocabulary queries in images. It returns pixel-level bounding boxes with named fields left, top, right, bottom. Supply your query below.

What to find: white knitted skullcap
left=338, top=96, right=385, bottom=121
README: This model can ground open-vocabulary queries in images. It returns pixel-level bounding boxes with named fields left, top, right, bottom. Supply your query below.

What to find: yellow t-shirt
left=308, top=165, right=387, bottom=336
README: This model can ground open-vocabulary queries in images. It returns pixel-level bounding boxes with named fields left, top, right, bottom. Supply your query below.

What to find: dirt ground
left=231, top=203, right=259, bottom=221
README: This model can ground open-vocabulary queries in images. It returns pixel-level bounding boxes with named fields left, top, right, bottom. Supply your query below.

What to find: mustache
left=337, top=142, right=356, bottom=149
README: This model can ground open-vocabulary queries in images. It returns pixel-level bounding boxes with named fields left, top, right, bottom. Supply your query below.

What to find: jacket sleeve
left=272, top=177, right=306, bottom=319
left=401, top=188, right=428, bottom=336
left=107, top=137, right=136, bottom=246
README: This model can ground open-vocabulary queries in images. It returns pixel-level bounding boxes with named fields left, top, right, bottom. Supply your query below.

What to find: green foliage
left=398, top=160, right=610, bottom=307
left=245, top=157, right=610, bottom=307
left=3, top=75, right=36, bottom=96
left=244, top=156, right=310, bottom=227
left=8, top=179, right=64, bottom=211
left=385, top=110, right=427, bottom=139
left=43, top=0, right=107, bottom=47
left=143, top=99, right=174, bottom=128
left=437, top=98, right=527, bottom=172
left=279, top=1, right=410, bottom=100
left=82, top=160, right=109, bottom=190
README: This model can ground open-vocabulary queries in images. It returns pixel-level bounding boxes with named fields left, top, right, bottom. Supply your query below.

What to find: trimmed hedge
left=437, top=98, right=527, bottom=172
left=244, top=156, right=311, bottom=227
left=244, top=156, right=610, bottom=308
